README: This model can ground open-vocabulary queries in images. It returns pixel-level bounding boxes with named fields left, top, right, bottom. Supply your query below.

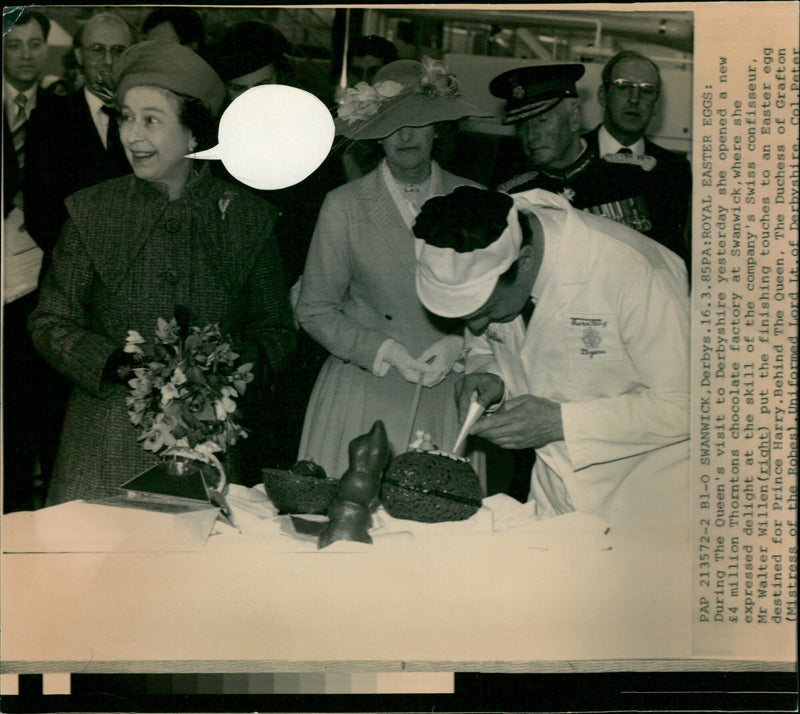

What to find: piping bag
left=451, top=392, right=486, bottom=456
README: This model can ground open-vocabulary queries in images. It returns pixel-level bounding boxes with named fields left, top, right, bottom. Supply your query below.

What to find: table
left=0, top=491, right=792, bottom=674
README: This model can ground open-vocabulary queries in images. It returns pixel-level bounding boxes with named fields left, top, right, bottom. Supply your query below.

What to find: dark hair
left=142, top=7, right=205, bottom=53
left=207, top=21, right=290, bottom=82
left=9, top=8, right=50, bottom=40
left=176, top=94, right=218, bottom=152
left=414, top=186, right=513, bottom=251
left=348, top=35, right=398, bottom=63
left=602, top=50, right=661, bottom=86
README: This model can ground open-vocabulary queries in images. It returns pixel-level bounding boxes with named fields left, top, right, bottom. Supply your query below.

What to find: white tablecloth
left=1, top=487, right=692, bottom=667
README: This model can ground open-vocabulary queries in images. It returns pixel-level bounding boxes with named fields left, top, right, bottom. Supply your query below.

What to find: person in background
left=24, top=11, right=133, bottom=278
left=207, top=21, right=292, bottom=102
left=346, top=34, right=398, bottom=86
left=203, top=20, right=335, bottom=475
left=28, top=41, right=295, bottom=505
left=584, top=50, right=692, bottom=266
left=491, top=61, right=689, bottom=267
left=141, top=7, right=206, bottom=55
left=3, top=9, right=55, bottom=213
left=295, top=57, right=489, bottom=481
left=413, top=186, right=690, bottom=536
left=339, top=35, right=401, bottom=182
left=2, top=8, right=62, bottom=512
left=43, top=47, right=84, bottom=96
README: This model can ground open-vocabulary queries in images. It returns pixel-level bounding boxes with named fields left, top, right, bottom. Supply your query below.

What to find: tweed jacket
left=29, top=166, right=295, bottom=503
left=295, top=163, right=482, bottom=367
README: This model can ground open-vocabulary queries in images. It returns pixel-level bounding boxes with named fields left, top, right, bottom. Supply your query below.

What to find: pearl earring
left=187, top=138, right=197, bottom=152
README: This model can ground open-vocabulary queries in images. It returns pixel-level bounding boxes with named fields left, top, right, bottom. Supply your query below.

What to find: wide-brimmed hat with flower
left=335, top=56, right=490, bottom=141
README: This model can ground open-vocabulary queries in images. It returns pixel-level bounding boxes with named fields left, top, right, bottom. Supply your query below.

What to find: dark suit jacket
left=23, top=89, right=131, bottom=261
left=583, top=125, right=692, bottom=265
left=3, top=85, right=61, bottom=216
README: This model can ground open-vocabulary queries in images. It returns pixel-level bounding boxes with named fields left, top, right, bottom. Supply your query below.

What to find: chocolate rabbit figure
left=318, top=420, right=390, bottom=549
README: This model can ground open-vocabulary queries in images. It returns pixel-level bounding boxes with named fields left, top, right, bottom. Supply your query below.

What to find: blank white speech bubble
left=186, top=84, right=335, bottom=190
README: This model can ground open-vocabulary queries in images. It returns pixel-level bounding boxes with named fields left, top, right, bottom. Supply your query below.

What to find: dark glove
left=102, top=348, right=135, bottom=385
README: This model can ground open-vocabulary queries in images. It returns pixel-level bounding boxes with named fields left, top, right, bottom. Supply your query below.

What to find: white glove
left=417, top=334, right=465, bottom=388
left=385, top=340, right=436, bottom=384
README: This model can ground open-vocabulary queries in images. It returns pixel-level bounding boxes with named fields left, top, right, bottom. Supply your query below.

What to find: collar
left=4, top=79, right=37, bottom=115
left=598, top=124, right=645, bottom=155
left=381, top=158, right=441, bottom=230
left=537, top=140, right=591, bottom=182
left=84, top=86, right=107, bottom=117
left=132, top=161, right=215, bottom=203
left=527, top=206, right=560, bottom=303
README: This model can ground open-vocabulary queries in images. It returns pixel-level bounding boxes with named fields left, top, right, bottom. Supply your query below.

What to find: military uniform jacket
left=29, top=166, right=295, bottom=503
left=498, top=129, right=691, bottom=265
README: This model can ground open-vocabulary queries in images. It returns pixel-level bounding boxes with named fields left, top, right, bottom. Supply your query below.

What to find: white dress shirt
left=3, top=79, right=37, bottom=129
left=598, top=124, right=646, bottom=156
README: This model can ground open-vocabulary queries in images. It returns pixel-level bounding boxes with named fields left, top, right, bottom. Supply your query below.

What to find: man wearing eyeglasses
left=584, top=51, right=692, bottom=267
left=490, top=59, right=690, bottom=268
left=24, top=11, right=133, bottom=278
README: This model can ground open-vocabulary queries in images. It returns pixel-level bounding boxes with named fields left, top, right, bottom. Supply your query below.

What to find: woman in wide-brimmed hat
left=294, top=56, right=490, bottom=481
left=30, top=41, right=295, bottom=504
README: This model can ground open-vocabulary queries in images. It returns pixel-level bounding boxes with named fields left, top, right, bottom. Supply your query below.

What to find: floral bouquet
left=124, top=310, right=254, bottom=495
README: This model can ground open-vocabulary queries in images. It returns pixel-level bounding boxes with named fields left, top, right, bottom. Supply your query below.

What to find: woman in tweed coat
left=295, top=58, right=488, bottom=480
left=29, top=42, right=295, bottom=504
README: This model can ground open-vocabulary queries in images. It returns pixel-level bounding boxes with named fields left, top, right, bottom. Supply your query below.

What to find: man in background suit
left=10, top=11, right=131, bottom=509
left=583, top=50, right=692, bottom=266
left=3, top=9, right=61, bottom=511
left=24, top=11, right=133, bottom=276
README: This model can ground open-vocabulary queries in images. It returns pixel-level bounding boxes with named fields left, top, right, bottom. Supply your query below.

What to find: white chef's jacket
left=465, top=189, right=690, bottom=533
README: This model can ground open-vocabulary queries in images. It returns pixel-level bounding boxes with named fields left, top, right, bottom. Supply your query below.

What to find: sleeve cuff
left=372, top=338, right=396, bottom=377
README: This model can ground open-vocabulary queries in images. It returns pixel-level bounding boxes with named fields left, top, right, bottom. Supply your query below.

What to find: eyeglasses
left=82, top=43, right=128, bottom=61
left=607, top=78, right=660, bottom=101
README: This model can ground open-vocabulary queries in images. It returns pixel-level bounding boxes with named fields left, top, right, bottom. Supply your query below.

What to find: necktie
left=11, top=93, right=29, bottom=167
left=101, top=104, right=118, bottom=149
left=102, top=104, right=128, bottom=166
left=617, top=147, right=633, bottom=154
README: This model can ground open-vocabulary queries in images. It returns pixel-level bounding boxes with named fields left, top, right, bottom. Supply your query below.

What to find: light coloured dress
left=296, top=160, right=483, bottom=480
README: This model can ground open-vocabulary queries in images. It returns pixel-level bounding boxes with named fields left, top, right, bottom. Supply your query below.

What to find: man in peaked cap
left=489, top=62, right=688, bottom=267
left=413, top=185, right=690, bottom=535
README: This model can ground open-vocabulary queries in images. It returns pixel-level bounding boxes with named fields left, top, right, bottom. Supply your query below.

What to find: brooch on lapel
left=218, top=191, right=234, bottom=221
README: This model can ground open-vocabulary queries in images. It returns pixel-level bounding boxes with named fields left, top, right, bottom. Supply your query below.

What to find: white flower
left=124, top=330, right=145, bottom=355
left=214, top=397, right=236, bottom=421
left=338, top=80, right=404, bottom=123
left=160, top=382, right=180, bottom=407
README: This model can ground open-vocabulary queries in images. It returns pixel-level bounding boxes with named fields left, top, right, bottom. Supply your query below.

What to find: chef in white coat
left=413, top=186, right=690, bottom=535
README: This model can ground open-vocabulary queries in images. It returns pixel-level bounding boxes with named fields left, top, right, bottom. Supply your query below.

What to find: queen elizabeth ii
left=29, top=41, right=295, bottom=504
